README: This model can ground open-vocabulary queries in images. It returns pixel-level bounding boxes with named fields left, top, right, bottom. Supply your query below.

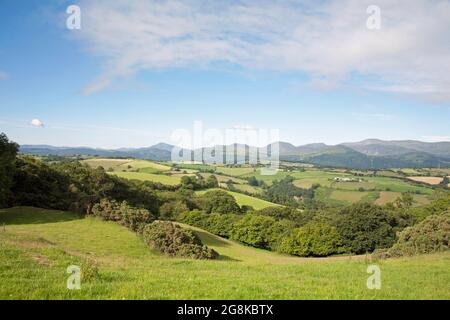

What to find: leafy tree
left=335, top=203, right=397, bottom=254
left=159, top=200, right=189, bottom=220
left=281, top=222, right=343, bottom=257
left=248, top=176, right=259, bottom=186
left=0, top=133, right=18, bottom=207
left=198, top=190, right=241, bottom=214
left=206, top=175, right=219, bottom=188
left=395, top=193, right=414, bottom=209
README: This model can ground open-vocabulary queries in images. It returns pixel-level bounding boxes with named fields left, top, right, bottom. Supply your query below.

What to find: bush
left=142, top=221, right=218, bottom=259
left=384, top=213, right=449, bottom=257
left=92, top=199, right=155, bottom=232
left=81, top=260, right=100, bottom=282
left=281, top=222, right=343, bottom=257
left=335, top=203, right=397, bottom=254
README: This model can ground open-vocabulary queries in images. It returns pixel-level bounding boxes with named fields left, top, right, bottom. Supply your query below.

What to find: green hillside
left=1, top=207, right=449, bottom=299
left=196, top=189, right=280, bottom=210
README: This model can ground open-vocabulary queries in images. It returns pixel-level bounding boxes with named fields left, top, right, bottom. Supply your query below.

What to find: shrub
left=281, top=222, right=343, bottom=257
left=384, top=213, right=449, bottom=257
left=142, top=221, right=218, bottom=259
left=81, top=260, right=100, bottom=282
left=92, top=199, right=155, bottom=232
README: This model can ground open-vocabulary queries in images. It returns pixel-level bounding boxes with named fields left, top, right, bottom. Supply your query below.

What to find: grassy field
left=109, top=172, right=181, bottom=185
left=196, top=189, right=279, bottom=210
left=407, top=176, right=444, bottom=185
left=83, top=158, right=171, bottom=173
left=1, top=207, right=449, bottom=300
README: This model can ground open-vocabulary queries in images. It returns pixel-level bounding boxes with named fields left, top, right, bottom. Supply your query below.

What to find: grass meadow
left=0, top=207, right=449, bottom=300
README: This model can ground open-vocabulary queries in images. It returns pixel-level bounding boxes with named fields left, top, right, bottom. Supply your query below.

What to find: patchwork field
left=407, top=176, right=444, bottom=185
left=375, top=191, right=402, bottom=205
left=85, top=159, right=436, bottom=206
left=1, top=207, right=449, bottom=300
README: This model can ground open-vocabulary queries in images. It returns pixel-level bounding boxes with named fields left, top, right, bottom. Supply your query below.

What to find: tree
left=248, top=176, right=259, bottom=186
left=0, top=133, right=18, bottom=207
left=206, top=175, right=219, bottom=188
left=281, top=223, right=343, bottom=257
left=335, top=203, right=397, bottom=254
left=198, top=190, right=241, bottom=214
left=395, top=193, right=414, bottom=209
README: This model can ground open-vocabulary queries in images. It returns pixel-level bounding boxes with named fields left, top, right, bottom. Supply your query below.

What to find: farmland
left=82, top=159, right=438, bottom=207
left=1, top=207, right=449, bottom=300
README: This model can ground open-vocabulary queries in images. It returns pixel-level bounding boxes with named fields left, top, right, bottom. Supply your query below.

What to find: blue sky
left=1, top=0, right=449, bottom=148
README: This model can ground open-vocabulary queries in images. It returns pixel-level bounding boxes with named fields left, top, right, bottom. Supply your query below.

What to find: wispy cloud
left=352, top=112, right=395, bottom=121
left=72, top=0, right=450, bottom=101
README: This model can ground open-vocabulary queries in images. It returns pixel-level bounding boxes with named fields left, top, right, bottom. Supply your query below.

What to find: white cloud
left=30, top=119, right=44, bottom=127
left=74, top=0, right=450, bottom=101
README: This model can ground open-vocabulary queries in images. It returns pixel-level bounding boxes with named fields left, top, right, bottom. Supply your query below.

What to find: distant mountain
left=19, top=139, right=450, bottom=169
left=343, top=139, right=450, bottom=158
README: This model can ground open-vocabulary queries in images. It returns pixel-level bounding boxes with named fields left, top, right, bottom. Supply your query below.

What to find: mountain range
left=19, top=139, right=450, bottom=169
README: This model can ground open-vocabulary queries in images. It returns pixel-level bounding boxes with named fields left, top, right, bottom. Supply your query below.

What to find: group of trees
left=1, top=132, right=449, bottom=259
left=180, top=174, right=219, bottom=190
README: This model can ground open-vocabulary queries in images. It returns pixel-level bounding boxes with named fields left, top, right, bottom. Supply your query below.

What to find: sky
left=0, top=0, right=449, bottom=149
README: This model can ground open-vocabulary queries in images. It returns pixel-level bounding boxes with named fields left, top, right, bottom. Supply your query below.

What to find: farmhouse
left=333, top=177, right=361, bottom=182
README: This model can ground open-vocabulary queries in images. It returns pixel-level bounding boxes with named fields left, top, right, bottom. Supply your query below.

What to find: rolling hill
left=1, top=206, right=449, bottom=299
left=19, top=139, right=450, bottom=169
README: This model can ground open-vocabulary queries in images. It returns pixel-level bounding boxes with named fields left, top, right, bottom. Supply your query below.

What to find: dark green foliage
left=11, top=156, right=73, bottom=210
left=92, top=199, right=156, bottom=232
left=409, top=190, right=450, bottom=222
left=198, top=190, right=241, bottom=214
left=229, top=214, right=294, bottom=250
left=382, top=213, right=450, bottom=258
left=159, top=200, right=189, bottom=220
left=142, top=221, right=218, bottom=259
left=281, top=222, right=343, bottom=257
left=335, top=203, right=397, bottom=254
left=264, top=176, right=314, bottom=207
left=180, top=210, right=241, bottom=238
left=204, top=213, right=241, bottom=238
left=0, top=133, right=19, bottom=208
left=255, top=206, right=314, bottom=227
left=180, top=174, right=219, bottom=190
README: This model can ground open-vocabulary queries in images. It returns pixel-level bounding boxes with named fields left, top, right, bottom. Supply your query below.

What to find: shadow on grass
left=192, top=228, right=232, bottom=248
left=216, top=254, right=241, bottom=262
left=0, top=207, right=82, bottom=225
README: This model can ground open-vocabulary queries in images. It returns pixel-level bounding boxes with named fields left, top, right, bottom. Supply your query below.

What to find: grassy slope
left=0, top=207, right=449, bottom=300
left=196, top=188, right=279, bottom=210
